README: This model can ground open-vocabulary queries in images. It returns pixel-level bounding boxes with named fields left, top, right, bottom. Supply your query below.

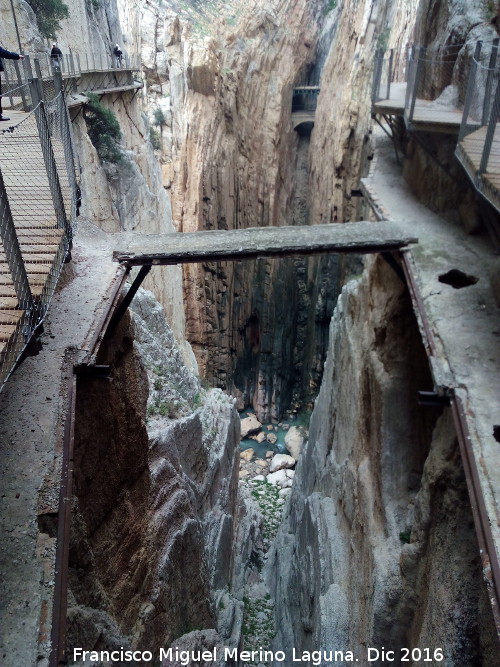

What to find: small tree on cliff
left=26, top=0, right=69, bottom=40
left=83, top=94, right=125, bottom=164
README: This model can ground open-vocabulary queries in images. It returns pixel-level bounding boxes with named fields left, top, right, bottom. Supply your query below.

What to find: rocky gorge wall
left=67, top=290, right=242, bottom=660
left=115, top=0, right=343, bottom=420
left=269, top=255, right=498, bottom=666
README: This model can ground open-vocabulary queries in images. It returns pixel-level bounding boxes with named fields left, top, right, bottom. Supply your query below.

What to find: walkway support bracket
left=107, top=264, right=152, bottom=335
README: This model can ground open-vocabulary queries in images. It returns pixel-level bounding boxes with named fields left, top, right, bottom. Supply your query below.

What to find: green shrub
left=153, top=107, right=167, bottom=126
left=482, top=0, right=500, bottom=20
left=84, top=93, right=125, bottom=164
left=27, top=0, right=69, bottom=39
left=149, top=127, right=161, bottom=150
left=399, top=529, right=411, bottom=544
left=325, top=0, right=337, bottom=13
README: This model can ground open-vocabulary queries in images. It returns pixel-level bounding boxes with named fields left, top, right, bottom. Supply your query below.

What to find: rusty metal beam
left=48, top=354, right=77, bottom=667
left=450, top=394, right=500, bottom=639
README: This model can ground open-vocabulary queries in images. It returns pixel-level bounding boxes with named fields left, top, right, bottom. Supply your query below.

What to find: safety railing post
left=57, top=94, right=78, bottom=227
left=53, top=68, right=63, bottom=98
left=31, top=89, right=72, bottom=241
left=371, top=49, right=382, bottom=104
left=76, top=53, right=82, bottom=75
left=479, top=77, right=500, bottom=174
left=409, top=46, right=426, bottom=122
left=34, top=59, right=44, bottom=96
left=3, top=66, right=15, bottom=110
left=386, top=48, right=394, bottom=100
left=29, top=74, right=43, bottom=107
left=0, top=169, right=35, bottom=314
left=404, top=45, right=415, bottom=109
left=482, top=39, right=499, bottom=126
left=13, top=60, right=28, bottom=111
left=458, top=49, right=480, bottom=143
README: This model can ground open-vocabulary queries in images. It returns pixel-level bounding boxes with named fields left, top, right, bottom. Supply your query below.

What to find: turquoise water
left=239, top=409, right=291, bottom=459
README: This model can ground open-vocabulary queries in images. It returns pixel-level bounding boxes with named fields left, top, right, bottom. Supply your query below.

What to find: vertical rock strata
left=270, top=256, right=497, bottom=665
left=129, top=0, right=340, bottom=418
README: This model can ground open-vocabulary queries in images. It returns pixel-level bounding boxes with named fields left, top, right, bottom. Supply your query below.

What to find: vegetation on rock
left=26, top=0, right=69, bottom=39
left=83, top=94, right=125, bottom=164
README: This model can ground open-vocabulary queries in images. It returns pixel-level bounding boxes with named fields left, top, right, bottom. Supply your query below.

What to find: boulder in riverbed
left=241, top=415, right=262, bottom=438
left=269, top=453, right=295, bottom=473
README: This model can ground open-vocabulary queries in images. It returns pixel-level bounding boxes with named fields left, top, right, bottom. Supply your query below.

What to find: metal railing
left=1, top=51, right=141, bottom=111
left=292, top=86, right=320, bottom=112
left=455, top=39, right=500, bottom=215
left=0, top=74, right=79, bottom=390
left=371, top=46, right=412, bottom=105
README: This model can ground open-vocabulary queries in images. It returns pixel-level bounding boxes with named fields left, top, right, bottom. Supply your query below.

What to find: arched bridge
left=292, top=86, right=319, bottom=131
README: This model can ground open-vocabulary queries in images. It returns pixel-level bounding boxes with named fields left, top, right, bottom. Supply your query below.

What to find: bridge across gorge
left=292, top=85, right=319, bottom=130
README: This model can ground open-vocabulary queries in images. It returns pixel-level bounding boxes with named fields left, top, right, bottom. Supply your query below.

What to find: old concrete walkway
left=362, top=129, right=500, bottom=633
left=112, top=221, right=416, bottom=265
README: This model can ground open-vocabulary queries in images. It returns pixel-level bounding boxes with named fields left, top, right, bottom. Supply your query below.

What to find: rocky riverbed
left=236, top=414, right=308, bottom=666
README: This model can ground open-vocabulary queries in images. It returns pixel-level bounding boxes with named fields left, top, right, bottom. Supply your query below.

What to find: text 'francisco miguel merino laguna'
left=72, top=647, right=358, bottom=664
left=73, top=646, right=446, bottom=664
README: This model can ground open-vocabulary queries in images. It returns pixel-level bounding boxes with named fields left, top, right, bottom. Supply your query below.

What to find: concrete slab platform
left=112, top=221, right=417, bottom=266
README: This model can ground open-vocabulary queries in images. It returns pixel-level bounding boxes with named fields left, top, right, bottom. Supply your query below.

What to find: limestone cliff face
left=67, top=290, right=241, bottom=657
left=172, top=0, right=330, bottom=420
left=269, top=256, right=498, bottom=665
left=123, top=0, right=339, bottom=419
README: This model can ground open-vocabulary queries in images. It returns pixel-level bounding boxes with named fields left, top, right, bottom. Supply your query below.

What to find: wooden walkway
left=373, top=81, right=500, bottom=216
left=459, top=125, right=500, bottom=189
left=112, top=221, right=417, bottom=265
left=373, top=82, right=462, bottom=132
left=0, top=113, right=69, bottom=362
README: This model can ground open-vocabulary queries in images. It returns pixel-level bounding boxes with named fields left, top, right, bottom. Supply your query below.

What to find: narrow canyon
left=0, top=1, right=499, bottom=666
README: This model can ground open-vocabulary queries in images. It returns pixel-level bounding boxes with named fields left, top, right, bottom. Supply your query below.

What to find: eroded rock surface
left=269, top=256, right=498, bottom=665
left=67, top=289, right=241, bottom=658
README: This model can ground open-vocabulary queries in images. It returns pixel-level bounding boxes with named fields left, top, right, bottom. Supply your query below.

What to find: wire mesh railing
left=371, top=46, right=411, bottom=105
left=0, top=51, right=141, bottom=111
left=456, top=39, right=500, bottom=215
left=0, top=80, right=79, bottom=390
left=402, top=41, right=500, bottom=128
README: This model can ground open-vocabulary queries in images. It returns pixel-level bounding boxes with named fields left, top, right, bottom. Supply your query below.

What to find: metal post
left=34, top=59, right=44, bottom=98
left=57, top=94, right=78, bottom=226
left=371, top=49, right=382, bottom=104
left=108, top=265, right=152, bottom=334
left=404, top=45, right=415, bottom=109
left=3, top=66, right=15, bottom=110
left=68, top=50, right=75, bottom=76
left=482, top=39, right=499, bottom=126
left=459, top=49, right=480, bottom=142
left=409, top=46, right=426, bottom=122
left=0, top=169, right=35, bottom=312
left=13, top=60, right=27, bottom=111
left=479, top=77, right=500, bottom=174
left=53, top=68, right=63, bottom=97
left=76, top=53, right=81, bottom=75
left=386, top=48, right=394, bottom=100
left=30, top=79, right=72, bottom=240
left=9, top=0, right=23, bottom=54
